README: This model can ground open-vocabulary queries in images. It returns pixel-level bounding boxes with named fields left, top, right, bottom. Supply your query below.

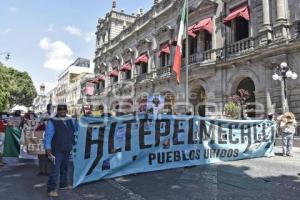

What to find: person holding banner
left=44, top=104, right=77, bottom=197
left=3, top=114, right=22, bottom=158
left=20, top=112, right=38, bottom=159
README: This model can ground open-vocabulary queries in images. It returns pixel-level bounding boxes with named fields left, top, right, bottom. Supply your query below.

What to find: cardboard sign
left=24, top=130, right=45, bottom=155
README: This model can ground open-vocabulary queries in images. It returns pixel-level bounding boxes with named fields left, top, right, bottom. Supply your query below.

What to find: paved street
left=0, top=147, right=300, bottom=200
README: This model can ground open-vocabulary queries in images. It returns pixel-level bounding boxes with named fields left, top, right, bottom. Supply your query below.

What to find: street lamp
left=272, top=62, right=298, bottom=113
left=0, top=52, right=10, bottom=60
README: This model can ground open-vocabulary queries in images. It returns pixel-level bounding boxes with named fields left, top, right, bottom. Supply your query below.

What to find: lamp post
left=272, top=62, right=298, bottom=113
left=0, top=52, right=10, bottom=60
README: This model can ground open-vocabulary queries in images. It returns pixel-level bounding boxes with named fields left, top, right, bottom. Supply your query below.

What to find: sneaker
left=48, top=191, right=59, bottom=197
left=283, top=154, right=287, bottom=157
left=59, top=185, right=72, bottom=190
left=287, top=154, right=293, bottom=157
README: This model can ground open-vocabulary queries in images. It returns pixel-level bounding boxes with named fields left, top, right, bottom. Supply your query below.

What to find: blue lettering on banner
left=73, top=114, right=276, bottom=187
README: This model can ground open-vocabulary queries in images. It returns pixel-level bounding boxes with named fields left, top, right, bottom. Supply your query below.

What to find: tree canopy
left=0, top=63, right=37, bottom=111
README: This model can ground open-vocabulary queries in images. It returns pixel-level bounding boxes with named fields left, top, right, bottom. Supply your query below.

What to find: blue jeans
left=282, top=133, right=294, bottom=155
left=47, top=152, right=70, bottom=192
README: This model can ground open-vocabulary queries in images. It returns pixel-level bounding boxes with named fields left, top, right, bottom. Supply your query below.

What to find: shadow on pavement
left=1, top=156, right=300, bottom=200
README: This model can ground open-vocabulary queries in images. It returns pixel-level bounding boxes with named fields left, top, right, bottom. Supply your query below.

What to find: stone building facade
left=89, top=0, right=300, bottom=123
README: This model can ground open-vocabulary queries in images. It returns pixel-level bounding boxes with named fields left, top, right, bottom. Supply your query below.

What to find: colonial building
left=89, top=0, right=300, bottom=123
left=55, top=57, right=93, bottom=114
left=32, top=84, right=50, bottom=114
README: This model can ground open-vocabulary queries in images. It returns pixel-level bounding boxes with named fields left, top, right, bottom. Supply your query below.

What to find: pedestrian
left=0, top=118, right=6, bottom=166
left=36, top=117, right=50, bottom=176
left=267, top=112, right=274, bottom=121
left=3, top=115, right=22, bottom=159
left=277, top=112, right=297, bottom=157
left=44, top=104, right=77, bottom=197
left=20, top=111, right=38, bottom=159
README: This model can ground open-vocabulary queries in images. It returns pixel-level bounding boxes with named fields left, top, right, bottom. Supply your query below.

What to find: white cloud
left=39, top=37, right=74, bottom=71
left=64, top=25, right=81, bottom=36
left=39, top=37, right=50, bottom=49
left=48, top=24, right=55, bottom=32
left=84, top=32, right=95, bottom=42
left=9, top=7, right=19, bottom=13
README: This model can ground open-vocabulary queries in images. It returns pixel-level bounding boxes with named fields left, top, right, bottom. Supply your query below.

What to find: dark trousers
left=47, top=152, right=70, bottom=192
left=38, top=154, right=50, bottom=173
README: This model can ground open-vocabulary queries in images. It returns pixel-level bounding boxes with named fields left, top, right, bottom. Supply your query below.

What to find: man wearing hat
left=44, top=104, right=77, bottom=197
left=278, top=112, right=297, bottom=157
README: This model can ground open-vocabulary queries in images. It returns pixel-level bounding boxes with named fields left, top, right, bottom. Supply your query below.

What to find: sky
left=0, top=0, right=153, bottom=92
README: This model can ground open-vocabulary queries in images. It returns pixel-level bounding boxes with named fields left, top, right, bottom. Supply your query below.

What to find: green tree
left=0, top=64, right=10, bottom=111
left=0, top=63, right=37, bottom=111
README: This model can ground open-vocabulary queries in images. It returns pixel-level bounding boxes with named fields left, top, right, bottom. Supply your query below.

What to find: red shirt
left=35, top=123, right=46, bottom=131
left=0, top=120, right=5, bottom=133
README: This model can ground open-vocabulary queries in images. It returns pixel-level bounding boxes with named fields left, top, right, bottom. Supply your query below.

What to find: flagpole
left=185, top=0, right=189, bottom=113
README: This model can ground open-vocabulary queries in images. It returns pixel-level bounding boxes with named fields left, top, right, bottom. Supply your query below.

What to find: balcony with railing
left=136, top=72, right=154, bottom=83
left=189, top=53, right=198, bottom=64
left=94, top=87, right=105, bottom=95
left=156, top=66, right=173, bottom=78
left=182, top=49, right=216, bottom=66
left=226, top=37, right=254, bottom=56
left=202, top=49, right=215, bottom=61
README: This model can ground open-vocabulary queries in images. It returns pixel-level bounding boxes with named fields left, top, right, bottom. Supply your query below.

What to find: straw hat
left=280, top=112, right=296, bottom=124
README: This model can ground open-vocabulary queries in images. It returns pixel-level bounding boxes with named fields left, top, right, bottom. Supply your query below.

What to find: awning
left=89, top=75, right=105, bottom=83
left=108, top=70, right=119, bottom=77
left=134, top=54, right=149, bottom=65
left=193, top=18, right=213, bottom=34
left=158, top=44, right=170, bottom=56
left=120, top=62, right=132, bottom=71
left=89, top=78, right=98, bottom=84
left=188, top=24, right=197, bottom=37
left=224, top=4, right=250, bottom=25
left=188, top=18, right=213, bottom=38
left=96, top=75, right=105, bottom=81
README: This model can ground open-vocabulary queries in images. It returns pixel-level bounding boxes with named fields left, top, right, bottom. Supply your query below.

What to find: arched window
left=236, top=77, right=256, bottom=117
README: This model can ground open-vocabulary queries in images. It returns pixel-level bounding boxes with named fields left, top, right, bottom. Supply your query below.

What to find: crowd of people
left=0, top=110, right=50, bottom=172
left=0, top=104, right=298, bottom=197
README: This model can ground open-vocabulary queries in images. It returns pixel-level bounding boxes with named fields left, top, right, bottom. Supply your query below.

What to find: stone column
left=262, top=0, right=271, bottom=27
left=259, top=0, right=272, bottom=45
left=276, top=0, right=287, bottom=22
left=272, top=0, right=289, bottom=40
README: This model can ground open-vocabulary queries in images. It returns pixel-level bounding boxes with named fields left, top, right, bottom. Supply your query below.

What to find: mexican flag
left=173, top=0, right=187, bottom=83
left=3, top=127, right=22, bottom=157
